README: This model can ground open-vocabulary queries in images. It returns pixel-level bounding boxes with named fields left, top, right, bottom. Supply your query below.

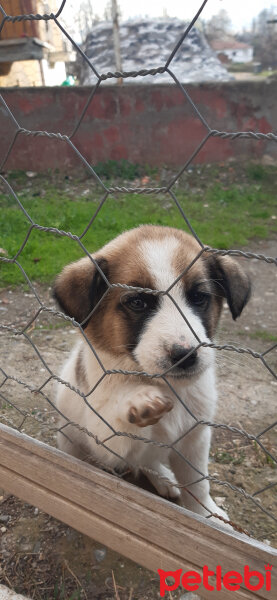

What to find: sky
left=62, top=0, right=277, bottom=32
left=112, top=1, right=276, bottom=30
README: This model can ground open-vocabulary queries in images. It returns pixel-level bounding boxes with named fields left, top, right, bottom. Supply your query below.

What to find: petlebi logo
left=157, top=564, right=272, bottom=596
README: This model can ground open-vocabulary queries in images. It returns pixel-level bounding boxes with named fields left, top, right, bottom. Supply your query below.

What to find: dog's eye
left=126, top=296, right=148, bottom=312
left=189, top=290, right=210, bottom=308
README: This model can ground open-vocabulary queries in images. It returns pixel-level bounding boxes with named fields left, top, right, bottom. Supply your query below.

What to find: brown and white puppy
left=54, top=225, right=250, bottom=524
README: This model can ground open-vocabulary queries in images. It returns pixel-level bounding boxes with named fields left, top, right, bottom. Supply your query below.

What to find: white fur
left=134, top=238, right=212, bottom=376
left=56, top=234, right=230, bottom=526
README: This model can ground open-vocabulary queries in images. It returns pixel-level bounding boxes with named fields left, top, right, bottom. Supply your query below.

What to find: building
left=210, top=37, right=253, bottom=64
left=0, top=0, right=74, bottom=86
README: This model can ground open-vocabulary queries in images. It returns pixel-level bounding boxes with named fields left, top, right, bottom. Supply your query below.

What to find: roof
left=80, top=17, right=232, bottom=84
left=210, top=38, right=252, bottom=52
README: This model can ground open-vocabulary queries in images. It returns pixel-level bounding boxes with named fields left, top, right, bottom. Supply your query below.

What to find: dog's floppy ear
left=208, top=255, right=251, bottom=320
left=53, top=256, right=108, bottom=326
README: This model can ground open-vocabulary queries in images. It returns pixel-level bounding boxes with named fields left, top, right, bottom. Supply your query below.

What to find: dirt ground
left=0, top=238, right=276, bottom=600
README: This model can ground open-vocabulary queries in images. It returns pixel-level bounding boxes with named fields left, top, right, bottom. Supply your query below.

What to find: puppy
left=54, top=225, right=250, bottom=524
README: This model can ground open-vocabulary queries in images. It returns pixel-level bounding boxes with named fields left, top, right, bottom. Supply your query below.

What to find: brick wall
left=1, top=81, right=277, bottom=171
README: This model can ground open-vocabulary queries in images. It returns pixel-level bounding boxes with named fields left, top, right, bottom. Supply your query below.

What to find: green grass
left=0, top=166, right=276, bottom=286
left=227, top=62, right=255, bottom=73
left=238, top=330, right=277, bottom=343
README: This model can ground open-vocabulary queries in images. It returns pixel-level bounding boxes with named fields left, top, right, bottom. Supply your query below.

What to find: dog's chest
left=157, top=372, right=216, bottom=440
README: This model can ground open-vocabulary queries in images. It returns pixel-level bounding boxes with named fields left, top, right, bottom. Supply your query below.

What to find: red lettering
left=157, top=569, right=182, bottom=598
left=182, top=571, right=201, bottom=591
left=244, top=566, right=264, bottom=591
left=265, top=565, right=272, bottom=591
left=223, top=571, right=243, bottom=591
left=203, top=565, right=215, bottom=591
left=216, top=565, right=222, bottom=590
left=157, top=564, right=269, bottom=595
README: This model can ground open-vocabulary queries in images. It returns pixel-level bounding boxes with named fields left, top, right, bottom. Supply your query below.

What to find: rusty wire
left=0, top=0, right=276, bottom=541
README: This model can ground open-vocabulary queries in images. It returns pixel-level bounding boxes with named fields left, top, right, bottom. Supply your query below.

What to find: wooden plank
left=0, top=1, right=39, bottom=40
left=0, top=424, right=276, bottom=600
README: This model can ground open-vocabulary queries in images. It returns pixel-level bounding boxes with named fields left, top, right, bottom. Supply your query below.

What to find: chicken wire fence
left=0, top=0, right=276, bottom=546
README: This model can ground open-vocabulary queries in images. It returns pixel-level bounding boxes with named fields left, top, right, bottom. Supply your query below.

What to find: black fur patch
left=84, top=257, right=109, bottom=327
left=186, top=284, right=213, bottom=338
left=118, top=292, right=160, bottom=354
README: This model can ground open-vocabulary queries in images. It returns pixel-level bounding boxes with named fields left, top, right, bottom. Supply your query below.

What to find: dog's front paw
left=204, top=498, right=232, bottom=529
left=146, top=464, right=181, bottom=500
left=128, top=389, right=173, bottom=427
left=209, top=506, right=232, bottom=529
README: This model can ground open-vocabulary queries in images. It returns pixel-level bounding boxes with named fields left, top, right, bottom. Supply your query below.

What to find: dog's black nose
left=170, top=345, right=197, bottom=369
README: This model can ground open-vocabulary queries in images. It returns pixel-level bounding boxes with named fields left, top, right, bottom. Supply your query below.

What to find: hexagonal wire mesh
left=0, top=0, right=276, bottom=546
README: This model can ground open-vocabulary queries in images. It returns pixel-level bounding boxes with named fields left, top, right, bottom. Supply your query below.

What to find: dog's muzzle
left=170, top=344, right=198, bottom=372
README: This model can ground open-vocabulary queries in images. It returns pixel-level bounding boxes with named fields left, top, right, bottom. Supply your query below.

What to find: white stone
left=0, top=586, right=31, bottom=600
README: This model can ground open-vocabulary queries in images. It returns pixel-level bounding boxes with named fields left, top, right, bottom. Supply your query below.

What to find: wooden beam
left=0, top=38, right=49, bottom=63
left=0, top=424, right=276, bottom=600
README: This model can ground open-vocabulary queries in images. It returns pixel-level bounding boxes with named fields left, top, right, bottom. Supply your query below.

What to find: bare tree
left=78, top=0, right=100, bottom=43
left=205, top=9, right=232, bottom=41
left=251, top=8, right=277, bottom=68
left=62, top=0, right=100, bottom=43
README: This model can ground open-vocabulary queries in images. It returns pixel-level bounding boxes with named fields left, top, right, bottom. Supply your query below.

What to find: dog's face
left=54, top=226, right=250, bottom=379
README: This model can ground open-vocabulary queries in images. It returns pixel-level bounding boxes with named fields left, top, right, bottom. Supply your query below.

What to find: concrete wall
left=1, top=81, right=277, bottom=171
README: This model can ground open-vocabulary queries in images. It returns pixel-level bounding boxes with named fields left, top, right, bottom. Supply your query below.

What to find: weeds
left=253, top=441, right=276, bottom=468
left=94, top=159, right=157, bottom=180
left=213, top=450, right=246, bottom=465
left=246, top=164, right=268, bottom=181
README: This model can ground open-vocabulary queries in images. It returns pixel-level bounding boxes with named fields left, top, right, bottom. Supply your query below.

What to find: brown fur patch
left=54, top=257, right=96, bottom=324
left=75, top=347, right=88, bottom=389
